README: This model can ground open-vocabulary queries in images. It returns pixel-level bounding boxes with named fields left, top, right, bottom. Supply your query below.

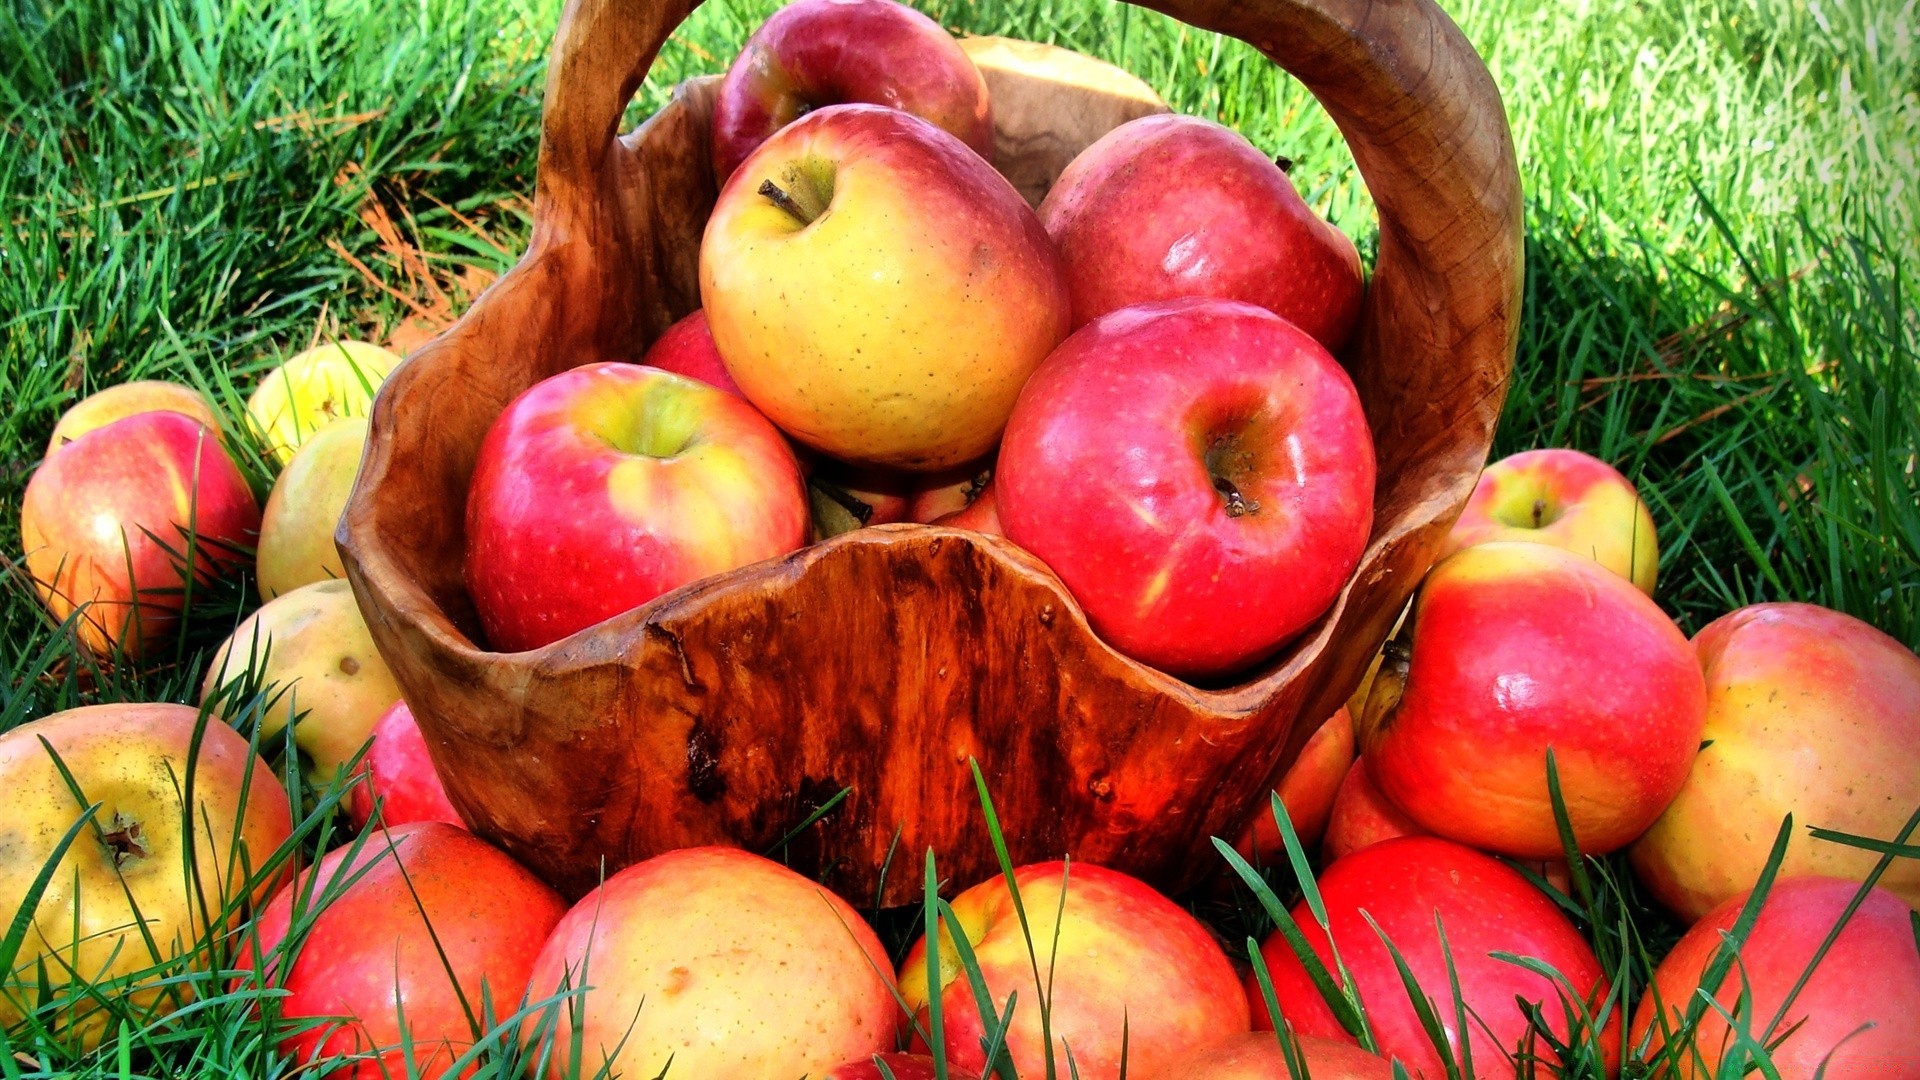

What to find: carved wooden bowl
left=339, top=0, right=1520, bottom=904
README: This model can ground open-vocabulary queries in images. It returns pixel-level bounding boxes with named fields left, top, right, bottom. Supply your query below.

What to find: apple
left=246, top=340, right=401, bottom=464
left=347, top=701, right=465, bottom=830
left=822, top=1054, right=940, bottom=1080
left=1440, top=448, right=1659, bottom=595
left=46, top=380, right=223, bottom=456
left=905, top=463, right=992, bottom=524
left=202, top=578, right=402, bottom=781
left=464, top=362, right=807, bottom=652
left=709, top=0, right=992, bottom=186
left=934, top=479, right=1002, bottom=535
left=812, top=461, right=915, bottom=528
left=899, top=861, right=1249, bottom=1080
left=256, top=416, right=367, bottom=600
left=640, top=309, right=742, bottom=396
left=701, top=103, right=1069, bottom=472
left=242, top=822, right=566, bottom=1078
left=21, top=410, right=260, bottom=659
left=997, top=298, right=1374, bottom=679
left=1144, top=1031, right=1393, bottom=1079
left=1254, top=837, right=1619, bottom=1078
left=1354, top=541, right=1705, bottom=857
left=0, top=703, right=292, bottom=1048
left=1322, top=755, right=1425, bottom=862
left=1631, top=602, right=1920, bottom=919
left=1038, top=114, right=1363, bottom=352
left=1236, top=707, right=1355, bottom=864
left=523, top=846, right=897, bottom=1078
left=1633, top=876, right=1920, bottom=1077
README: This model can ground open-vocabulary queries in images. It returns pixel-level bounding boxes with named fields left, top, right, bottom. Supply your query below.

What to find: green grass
left=1, top=0, right=1916, bottom=1073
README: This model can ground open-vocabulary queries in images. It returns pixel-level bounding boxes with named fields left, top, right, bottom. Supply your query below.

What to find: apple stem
left=1531, top=498, right=1548, bottom=527
left=1212, top=475, right=1260, bottom=518
left=812, top=479, right=873, bottom=525
left=759, top=179, right=817, bottom=227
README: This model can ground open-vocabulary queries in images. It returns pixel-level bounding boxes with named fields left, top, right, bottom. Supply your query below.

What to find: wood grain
left=338, top=2, right=1520, bottom=904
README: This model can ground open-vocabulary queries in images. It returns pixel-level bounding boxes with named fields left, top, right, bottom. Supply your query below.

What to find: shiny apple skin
left=347, top=701, right=465, bottom=830
left=1144, top=1030, right=1394, bottom=1079
left=1038, top=114, right=1363, bottom=352
left=46, top=380, right=224, bottom=456
left=701, top=104, right=1069, bottom=472
left=710, top=0, right=991, bottom=185
left=1357, top=541, right=1705, bottom=857
left=1631, top=602, right=1920, bottom=918
left=997, top=298, right=1374, bottom=679
left=464, top=362, right=807, bottom=652
left=1238, top=707, right=1355, bottom=863
left=1633, top=876, right=1920, bottom=1078
left=1255, top=837, right=1619, bottom=1078
left=640, top=309, right=742, bottom=396
left=21, top=410, right=260, bottom=658
left=899, top=861, right=1250, bottom=1080
left=1322, top=755, right=1427, bottom=862
left=524, top=846, right=898, bottom=1079
left=1441, top=448, right=1659, bottom=595
left=244, top=822, right=566, bottom=1078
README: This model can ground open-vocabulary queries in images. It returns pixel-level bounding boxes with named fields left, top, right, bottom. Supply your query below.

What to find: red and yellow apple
left=899, top=860, right=1249, bottom=1080
left=822, top=1054, right=940, bottom=1080
left=1039, top=114, right=1364, bottom=352
left=905, top=463, right=992, bottom=524
left=256, top=415, right=366, bottom=600
left=1631, top=602, right=1920, bottom=918
left=21, top=410, right=260, bottom=658
left=347, top=701, right=465, bottom=831
left=1441, top=448, right=1659, bottom=595
left=1322, top=755, right=1426, bottom=862
left=1236, top=707, right=1355, bottom=863
left=1144, top=1031, right=1393, bottom=1079
left=246, top=340, right=401, bottom=464
left=464, top=362, right=807, bottom=652
left=641, top=309, right=742, bottom=396
left=243, top=822, right=566, bottom=1078
left=0, top=703, right=292, bottom=1047
left=524, top=846, right=897, bottom=1078
left=1255, top=837, right=1619, bottom=1078
left=46, top=380, right=223, bottom=456
left=709, top=0, right=992, bottom=185
left=701, top=103, right=1069, bottom=472
left=935, top=480, right=1002, bottom=535
left=997, top=298, right=1374, bottom=679
left=1355, top=541, right=1705, bottom=856
left=1633, top=876, right=1920, bottom=1077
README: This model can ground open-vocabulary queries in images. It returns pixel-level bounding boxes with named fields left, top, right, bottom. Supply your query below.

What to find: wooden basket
left=338, top=0, right=1520, bottom=904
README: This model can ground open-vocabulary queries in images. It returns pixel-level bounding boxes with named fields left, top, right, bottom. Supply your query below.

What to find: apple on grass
left=246, top=339, right=401, bottom=464
left=1144, top=1031, right=1393, bottom=1079
left=709, top=0, right=992, bottom=186
left=701, top=103, right=1069, bottom=472
left=1039, top=114, right=1364, bottom=352
left=46, top=380, right=223, bottom=456
left=524, top=846, right=898, bottom=1079
left=899, top=861, right=1250, bottom=1080
left=21, top=410, right=260, bottom=659
left=1441, top=447, right=1659, bottom=595
left=256, top=415, right=366, bottom=599
left=347, top=701, right=465, bottom=830
left=1322, top=754, right=1425, bottom=862
left=1235, top=706, right=1355, bottom=863
left=821, top=1054, right=939, bottom=1079
left=997, top=297, right=1374, bottom=680
left=0, top=704, right=292, bottom=1048
left=464, top=362, right=807, bottom=653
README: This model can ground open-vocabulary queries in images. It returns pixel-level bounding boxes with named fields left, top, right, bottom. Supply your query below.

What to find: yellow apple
left=245, top=340, right=400, bottom=464
left=46, top=380, right=223, bottom=457
left=256, top=417, right=367, bottom=599
left=1440, top=448, right=1659, bottom=595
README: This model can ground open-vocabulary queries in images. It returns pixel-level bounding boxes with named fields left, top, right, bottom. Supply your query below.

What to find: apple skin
left=246, top=340, right=400, bottom=464
left=1143, top=1031, right=1393, bottom=1079
left=1633, top=877, right=1920, bottom=1077
left=1254, top=837, right=1619, bottom=1078
left=21, top=410, right=260, bottom=659
left=347, top=701, right=465, bottom=830
left=1236, top=707, right=1355, bottom=863
left=464, top=362, right=807, bottom=653
left=1630, top=603, right=1920, bottom=919
left=814, top=461, right=915, bottom=527
left=905, top=463, right=992, bottom=524
left=0, top=703, right=292, bottom=1048
left=821, top=1054, right=940, bottom=1080
left=243, top=822, right=566, bottom=1079
left=899, top=861, right=1250, bottom=1080
left=1038, top=114, right=1363, bottom=352
left=1322, top=755, right=1426, bottom=862
left=524, top=845, right=898, bottom=1079
left=997, top=298, right=1374, bottom=679
left=640, top=309, right=742, bottom=396
left=709, top=0, right=992, bottom=186
left=256, top=416, right=367, bottom=600
left=1355, top=541, right=1705, bottom=857
left=934, top=479, right=1002, bottom=535
left=46, top=380, right=223, bottom=456
left=1441, top=448, right=1659, bottom=595
left=701, top=103, right=1069, bottom=472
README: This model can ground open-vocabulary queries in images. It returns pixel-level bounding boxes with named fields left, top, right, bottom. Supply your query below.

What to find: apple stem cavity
left=101, top=815, right=148, bottom=868
left=1211, top=475, right=1260, bottom=518
left=759, top=179, right=818, bottom=227
left=1531, top=498, right=1549, bottom=527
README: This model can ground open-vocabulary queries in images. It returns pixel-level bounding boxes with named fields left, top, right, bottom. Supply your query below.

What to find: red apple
left=934, top=480, right=1002, bottom=535
left=710, top=0, right=992, bottom=186
left=524, top=846, right=897, bottom=1078
left=1441, top=448, right=1660, bottom=595
left=1144, top=1031, right=1394, bottom=1079
left=243, top=822, right=566, bottom=1078
left=899, top=861, right=1249, bottom=1080
left=347, top=701, right=465, bottom=830
left=1355, top=541, right=1705, bottom=857
left=640, top=309, right=741, bottom=396
left=822, top=1054, right=941, bottom=1079
left=1631, top=602, right=1920, bottom=919
left=1633, top=877, right=1920, bottom=1077
left=1322, top=755, right=1426, bottom=862
left=21, top=410, right=260, bottom=658
left=997, top=298, right=1374, bottom=679
left=905, top=463, right=992, bottom=524
left=701, top=104, right=1069, bottom=472
left=1038, top=114, right=1363, bottom=351
left=464, top=362, right=807, bottom=652
left=1255, top=837, right=1619, bottom=1078
left=1236, top=707, right=1355, bottom=863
